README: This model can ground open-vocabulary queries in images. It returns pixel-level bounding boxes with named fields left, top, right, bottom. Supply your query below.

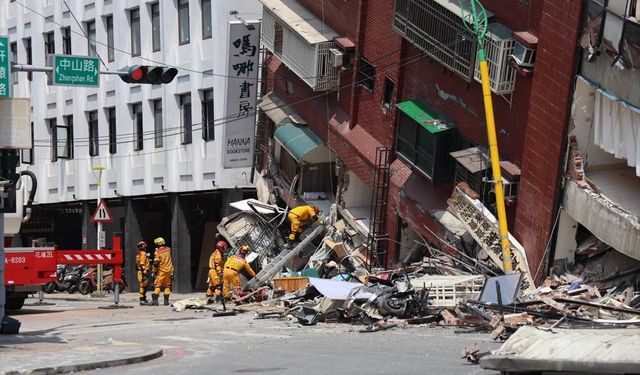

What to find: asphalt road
left=10, top=294, right=503, bottom=375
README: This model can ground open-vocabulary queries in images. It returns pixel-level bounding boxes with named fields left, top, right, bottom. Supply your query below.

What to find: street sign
left=0, top=36, right=10, bottom=97
left=52, top=54, right=100, bottom=87
left=91, top=199, right=113, bottom=223
left=0, top=98, right=30, bottom=149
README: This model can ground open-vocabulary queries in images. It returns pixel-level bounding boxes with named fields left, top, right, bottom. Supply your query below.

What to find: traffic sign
left=0, top=36, right=11, bottom=97
left=91, top=199, right=113, bottom=223
left=52, top=54, right=100, bottom=87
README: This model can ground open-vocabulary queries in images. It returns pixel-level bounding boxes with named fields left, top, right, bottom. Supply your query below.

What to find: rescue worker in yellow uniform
left=287, top=205, right=320, bottom=246
left=135, top=241, right=151, bottom=305
left=223, top=245, right=256, bottom=300
left=206, top=239, right=227, bottom=303
left=151, top=237, right=174, bottom=306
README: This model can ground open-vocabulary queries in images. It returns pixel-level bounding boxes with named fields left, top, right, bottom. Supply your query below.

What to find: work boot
left=163, top=295, right=170, bottom=306
left=139, top=297, right=149, bottom=306
left=151, top=294, right=159, bottom=306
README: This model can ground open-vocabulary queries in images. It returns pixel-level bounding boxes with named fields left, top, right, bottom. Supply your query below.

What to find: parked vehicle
left=79, top=266, right=127, bottom=295
left=44, top=265, right=68, bottom=293
left=62, top=265, right=86, bottom=294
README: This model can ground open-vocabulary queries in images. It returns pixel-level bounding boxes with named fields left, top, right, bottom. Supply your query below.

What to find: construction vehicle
left=3, top=172, right=124, bottom=311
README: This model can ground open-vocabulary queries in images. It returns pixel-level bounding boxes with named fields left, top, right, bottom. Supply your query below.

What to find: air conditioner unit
left=329, top=48, right=344, bottom=67
left=509, top=41, right=536, bottom=68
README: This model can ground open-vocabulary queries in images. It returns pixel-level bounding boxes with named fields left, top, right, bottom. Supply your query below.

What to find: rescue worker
left=223, top=245, right=256, bottom=300
left=287, top=205, right=320, bottom=246
left=206, top=238, right=227, bottom=303
left=151, top=237, right=174, bottom=306
left=135, top=241, right=151, bottom=305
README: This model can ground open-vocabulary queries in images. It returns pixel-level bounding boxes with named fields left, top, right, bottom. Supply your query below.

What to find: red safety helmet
left=215, top=240, right=228, bottom=252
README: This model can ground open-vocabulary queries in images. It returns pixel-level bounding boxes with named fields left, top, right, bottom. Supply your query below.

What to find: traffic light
left=119, top=65, right=178, bottom=84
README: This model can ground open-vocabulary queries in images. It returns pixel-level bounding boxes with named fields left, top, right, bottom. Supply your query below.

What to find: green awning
left=396, top=100, right=455, bottom=134
left=274, top=123, right=324, bottom=162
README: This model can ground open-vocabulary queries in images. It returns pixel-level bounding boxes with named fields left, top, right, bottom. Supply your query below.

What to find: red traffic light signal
left=119, top=65, right=178, bottom=84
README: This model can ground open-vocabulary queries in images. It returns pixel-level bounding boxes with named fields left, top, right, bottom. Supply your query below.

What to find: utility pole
left=462, top=0, right=513, bottom=273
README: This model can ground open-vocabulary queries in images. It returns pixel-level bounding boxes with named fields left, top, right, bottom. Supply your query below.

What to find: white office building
left=1, top=0, right=263, bottom=291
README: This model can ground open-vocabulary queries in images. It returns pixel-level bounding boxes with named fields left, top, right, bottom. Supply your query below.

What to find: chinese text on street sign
left=52, top=55, right=100, bottom=87
left=223, top=21, right=261, bottom=169
left=0, top=36, right=11, bottom=98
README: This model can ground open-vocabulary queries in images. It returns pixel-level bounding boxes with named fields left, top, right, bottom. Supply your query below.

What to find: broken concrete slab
left=481, top=326, right=640, bottom=373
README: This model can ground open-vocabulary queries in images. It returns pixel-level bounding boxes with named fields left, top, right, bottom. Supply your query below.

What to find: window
left=151, top=3, right=161, bottom=51
left=132, top=103, right=143, bottom=151
left=43, top=31, right=55, bottom=58
left=21, top=122, right=34, bottom=164
left=357, top=58, right=375, bottom=91
left=202, top=0, right=212, bottom=39
left=274, top=21, right=283, bottom=54
left=10, top=42, right=17, bottom=84
left=178, top=0, right=190, bottom=45
left=393, top=0, right=477, bottom=81
left=395, top=101, right=454, bottom=182
left=107, top=107, right=117, bottom=154
left=153, top=99, right=163, bottom=148
left=179, top=93, right=192, bottom=144
left=51, top=116, right=73, bottom=161
left=106, top=15, right=114, bottom=62
left=23, top=38, right=32, bottom=81
left=62, top=26, right=72, bottom=54
left=88, top=111, right=99, bottom=156
left=86, top=20, right=96, bottom=56
left=382, top=77, right=395, bottom=109
left=201, top=89, right=214, bottom=141
left=130, top=8, right=141, bottom=56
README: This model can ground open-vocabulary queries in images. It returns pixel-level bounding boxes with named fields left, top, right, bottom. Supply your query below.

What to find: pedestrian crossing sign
left=91, top=199, right=113, bottom=223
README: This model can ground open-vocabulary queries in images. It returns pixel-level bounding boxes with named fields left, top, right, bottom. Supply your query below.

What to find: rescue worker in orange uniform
left=135, top=241, right=151, bottom=305
left=287, top=205, right=320, bottom=245
left=206, top=238, right=227, bottom=303
left=151, top=237, right=174, bottom=306
left=223, top=245, right=256, bottom=299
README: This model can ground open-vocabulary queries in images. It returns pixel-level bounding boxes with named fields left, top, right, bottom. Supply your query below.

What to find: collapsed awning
left=449, top=147, right=489, bottom=173
left=257, top=91, right=301, bottom=126
left=396, top=100, right=455, bottom=134
left=274, top=123, right=332, bottom=163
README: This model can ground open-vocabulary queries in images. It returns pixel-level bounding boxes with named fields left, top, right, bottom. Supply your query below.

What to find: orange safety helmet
left=239, top=245, right=250, bottom=254
left=137, top=241, right=147, bottom=250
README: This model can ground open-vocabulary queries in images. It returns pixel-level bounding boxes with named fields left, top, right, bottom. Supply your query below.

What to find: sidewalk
left=0, top=292, right=204, bottom=374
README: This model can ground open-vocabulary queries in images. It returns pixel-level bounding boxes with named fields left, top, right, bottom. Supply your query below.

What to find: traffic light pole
left=11, top=65, right=137, bottom=76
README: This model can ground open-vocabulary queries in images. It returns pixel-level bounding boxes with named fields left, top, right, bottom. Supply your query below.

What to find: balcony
left=260, top=0, right=340, bottom=91
left=393, top=0, right=516, bottom=95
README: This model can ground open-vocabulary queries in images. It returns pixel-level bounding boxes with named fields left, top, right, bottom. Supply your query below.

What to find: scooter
left=44, top=264, right=68, bottom=293
left=63, top=265, right=85, bottom=294
left=79, top=266, right=127, bottom=295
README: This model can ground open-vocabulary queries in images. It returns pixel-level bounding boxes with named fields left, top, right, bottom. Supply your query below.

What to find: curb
left=3, top=349, right=163, bottom=375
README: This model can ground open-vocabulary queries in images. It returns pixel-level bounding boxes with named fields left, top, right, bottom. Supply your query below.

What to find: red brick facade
left=261, top=0, right=583, bottom=280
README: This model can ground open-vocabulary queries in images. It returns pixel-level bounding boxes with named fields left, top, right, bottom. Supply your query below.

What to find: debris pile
left=198, top=202, right=640, bottom=340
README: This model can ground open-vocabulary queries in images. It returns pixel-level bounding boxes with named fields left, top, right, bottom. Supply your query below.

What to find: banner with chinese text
left=223, top=21, right=261, bottom=168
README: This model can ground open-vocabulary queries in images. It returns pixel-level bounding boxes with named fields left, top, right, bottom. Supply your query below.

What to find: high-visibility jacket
left=288, top=205, right=317, bottom=225
left=209, top=249, right=223, bottom=278
left=224, top=255, right=256, bottom=278
left=153, top=246, right=174, bottom=275
left=136, top=251, right=150, bottom=273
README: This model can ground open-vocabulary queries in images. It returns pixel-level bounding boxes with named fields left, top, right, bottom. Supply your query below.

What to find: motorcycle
left=79, top=266, right=127, bottom=295
left=62, top=265, right=86, bottom=294
left=44, top=264, right=68, bottom=293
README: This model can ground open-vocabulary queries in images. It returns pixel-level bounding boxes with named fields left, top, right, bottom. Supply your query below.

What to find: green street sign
left=0, top=36, right=11, bottom=97
left=52, top=54, right=100, bottom=87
